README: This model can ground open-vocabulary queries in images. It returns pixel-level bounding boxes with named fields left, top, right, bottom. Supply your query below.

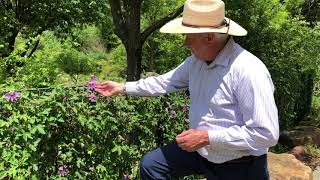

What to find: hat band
left=182, top=19, right=229, bottom=29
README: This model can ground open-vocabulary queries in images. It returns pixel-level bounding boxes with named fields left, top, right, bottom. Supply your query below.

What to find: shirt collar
left=207, top=37, right=236, bottom=69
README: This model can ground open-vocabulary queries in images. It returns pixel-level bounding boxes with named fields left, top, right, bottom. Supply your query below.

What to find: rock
left=313, top=167, right=320, bottom=180
left=279, top=126, right=320, bottom=148
left=290, top=146, right=306, bottom=161
left=268, top=152, right=312, bottom=180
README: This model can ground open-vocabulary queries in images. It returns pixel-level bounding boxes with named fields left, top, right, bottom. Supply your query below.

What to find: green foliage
left=0, top=86, right=189, bottom=179
left=284, top=0, right=304, bottom=17
left=140, top=0, right=186, bottom=73
left=269, top=144, right=289, bottom=154
left=0, top=9, right=19, bottom=56
left=304, top=69, right=320, bottom=126
left=0, top=0, right=108, bottom=57
left=98, top=5, right=121, bottom=51
left=71, top=25, right=106, bottom=53
left=314, top=69, right=320, bottom=98
left=0, top=51, right=27, bottom=81
left=142, top=33, right=189, bottom=74
left=1, top=26, right=109, bottom=87
left=304, top=144, right=320, bottom=158
left=16, top=32, right=62, bottom=87
left=105, top=45, right=127, bottom=78
left=301, top=0, right=320, bottom=25
left=56, top=47, right=98, bottom=83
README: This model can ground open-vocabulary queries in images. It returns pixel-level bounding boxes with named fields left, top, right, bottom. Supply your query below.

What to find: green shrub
left=104, top=45, right=127, bottom=78
left=0, top=86, right=189, bottom=179
left=56, top=48, right=99, bottom=83
left=304, top=144, right=320, bottom=158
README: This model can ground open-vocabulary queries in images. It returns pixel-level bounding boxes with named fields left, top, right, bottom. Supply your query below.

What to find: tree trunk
left=125, top=39, right=142, bottom=81
left=126, top=46, right=137, bottom=81
left=8, top=30, right=18, bottom=53
left=1, top=30, right=19, bottom=58
left=109, top=0, right=183, bottom=81
left=135, top=47, right=143, bottom=80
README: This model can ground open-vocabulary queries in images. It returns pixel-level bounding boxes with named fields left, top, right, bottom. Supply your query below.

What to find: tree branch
left=127, top=0, right=142, bottom=33
left=141, top=5, right=183, bottom=43
left=28, top=39, right=40, bottom=58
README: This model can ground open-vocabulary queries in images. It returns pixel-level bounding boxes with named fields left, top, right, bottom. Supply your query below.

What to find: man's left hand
left=176, top=129, right=209, bottom=152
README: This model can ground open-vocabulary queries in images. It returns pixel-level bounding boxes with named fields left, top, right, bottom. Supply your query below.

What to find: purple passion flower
left=87, top=81, right=96, bottom=90
left=90, top=76, right=98, bottom=82
left=57, top=165, right=68, bottom=176
left=170, top=110, right=177, bottom=118
left=88, top=93, right=97, bottom=102
left=123, top=173, right=131, bottom=180
left=5, top=91, right=20, bottom=102
left=87, top=76, right=98, bottom=90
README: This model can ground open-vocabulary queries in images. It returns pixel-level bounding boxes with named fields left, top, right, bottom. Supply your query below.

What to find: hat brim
left=160, top=17, right=247, bottom=36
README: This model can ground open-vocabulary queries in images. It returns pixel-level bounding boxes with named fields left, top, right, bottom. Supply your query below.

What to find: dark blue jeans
left=140, top=142, right=269, bottom=180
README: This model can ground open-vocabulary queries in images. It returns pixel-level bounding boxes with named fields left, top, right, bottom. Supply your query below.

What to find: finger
left=95, top=83, right=109, bottom=89
left=94, top=86, right=107, bottom=91
left=176, top=136, right=185, bottom=144
left=177, top=130, right=191, bottom=138
left=96, top=81, right=113, bottom=86
left=95, top=89, right=110, bottom=96
left=176, top=133, right=189, bottom=142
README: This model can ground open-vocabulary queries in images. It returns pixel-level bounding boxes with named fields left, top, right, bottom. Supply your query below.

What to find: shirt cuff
left=124, top=82, right=138, bottom=95
left=208, top=130, right=226, bottom=145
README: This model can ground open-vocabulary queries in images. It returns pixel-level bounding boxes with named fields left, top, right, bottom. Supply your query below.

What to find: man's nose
left=184, top=37, right=191, bottom=48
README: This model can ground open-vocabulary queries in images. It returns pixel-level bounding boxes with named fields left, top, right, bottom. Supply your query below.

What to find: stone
left=290, top=146, right=306, bottom=161
left=279, top=126, right=320, bottom=148
left=313, top=168, right=320, bottom=180
left=268, top=152, right=312, bottom=180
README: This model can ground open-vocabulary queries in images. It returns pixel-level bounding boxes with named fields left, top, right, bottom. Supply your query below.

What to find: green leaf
left=76, top=158, right=85, bottom=168
left=37, top=125, right=46, bottom=134
left=111, top=145, right=122, bottom=156
left=23, top=132, right=32, bottom=141
left=4, top=104, right=12, bottom=111
left=0, top=120, right=8, bottom=127
left=28, top=144, right=37, bottom=151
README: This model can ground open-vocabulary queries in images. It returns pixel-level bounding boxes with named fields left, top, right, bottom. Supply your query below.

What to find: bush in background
left=0, top=86, right=189, bottom=179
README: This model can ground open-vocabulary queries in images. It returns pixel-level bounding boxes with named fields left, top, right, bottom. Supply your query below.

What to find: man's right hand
left=95, top=81, right=125, bottom=96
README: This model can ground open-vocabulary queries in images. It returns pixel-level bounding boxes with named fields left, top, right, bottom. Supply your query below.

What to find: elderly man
left=96, top=0, right=279, bottom=179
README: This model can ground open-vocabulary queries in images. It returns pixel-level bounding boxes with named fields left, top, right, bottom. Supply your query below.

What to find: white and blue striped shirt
left=125, top=38, right=279, bottom=163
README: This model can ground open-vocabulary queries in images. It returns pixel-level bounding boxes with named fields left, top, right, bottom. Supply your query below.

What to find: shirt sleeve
left=208, top=67, right=279, bottom=151
left=124, top=58, right=190, bottom=96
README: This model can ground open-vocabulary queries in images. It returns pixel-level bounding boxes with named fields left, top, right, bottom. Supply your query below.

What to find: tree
left=301, top=0, right=319, bottom=26
left=0, top=0, right=108, bottom=58
left=109, top=0, right=184, bottom=81
left=281, top=0, right=320, bottom=27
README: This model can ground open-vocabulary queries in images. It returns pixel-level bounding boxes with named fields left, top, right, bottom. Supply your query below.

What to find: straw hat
left=160, top=0, right=247, bottom=36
